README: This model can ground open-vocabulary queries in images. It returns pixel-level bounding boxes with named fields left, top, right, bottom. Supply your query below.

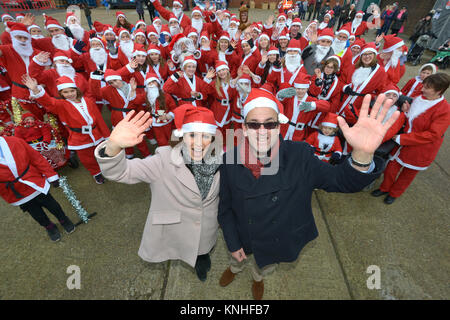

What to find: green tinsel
left=59, top=176, right=90, bottom=223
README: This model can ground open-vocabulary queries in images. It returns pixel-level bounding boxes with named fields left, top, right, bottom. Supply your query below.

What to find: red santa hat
left=53, top=51, right=73, bottom=64
left=219, top=31, right=230, bottom=42
left=27, top=24, right=41, bottom=32
left=168, top=13, right=179, bottom=24
left=287, top=39, right=302, bottom=52
left=146, top=25, right=158, bottom=37
left=382, top=34, right=405, bottom=53
left=56, top=76, right=77, bottom=91
left=15, top=13, right=25, bottom=20
left=259, top=82, right=276, bottom=95
left=152, top=16, right=161, bottom=24
left=351, top=38, right=366, bottom=49
left=172, top=0, right=183, bottom=7
left=324, top=10, right=334, bottom=19
left=419, top=63, right=438, bottom=74
left=237, top=74, right=252, bottom=84
left=356, top=11, right=364, bottom=17
left=103, top=25, right=116, bottom=38
left=21, top=112, right=35, bottom=120
left=168, top=33, right=185, bottom=52
left=321, top=113, right=339, bottom=128
left=161, top=25, right=171, bottom=37
left=200, top=31, right=209, bottom=42
left=259, top=33, right=270, bottom=42
left=93, top=21, right=104, bottom=34
left=135, top=20, right=146, bottom=29
left=7, top=22, right=30, bottom=39
left=215, top=60, right=229, bottom=72
left=173, top=104, right=217, bottom=138
left=116, top=11, right=126, bottom=20
left=278, top=28, right=290, bottom=41
left=337, top=24, right=351, bottom=38
left=104, top=69, right=122, bottom=83
left=186, top=27, right=199, bottom=39
left=326, top=55, right=342, bottom=70
left=293, top=72, right=311, bottom=89
left=1, top=14, right=14, bottom=22
left=133, top=28, right=147, bottom=40
left=144, top=71, right=161, bottom=86
left=267, top=46, right=279, bottom=56
left=89, top=37, right=106, bottom=48
left=191, top=6, right=203, bottom=17
left=230, top=17, right=240, bottom=26
left=44, top=15, right=64, bottom=30
left=289, top=18, right=302, bottom=29
left=132, top=44, right=147, bottom=57
left=317, top=28, right=335, bottom=42
left=361, top=42, right=378, bottom=55
left=382, top=83, right=400, bottom=97
left=65, top=12, right=79, bottom=25
left=117, top=27, right=130, bottom=39
left=147, top=44, right=161, bottom=55
left=251, top=23, right=261, bottom=33
left=223, top=10, right=231, bottom=17
left=277, top=13, right=287, bottom=21
left=242, top=88, right=289, bottom=124
left=182, top=55, right=197, bottom=69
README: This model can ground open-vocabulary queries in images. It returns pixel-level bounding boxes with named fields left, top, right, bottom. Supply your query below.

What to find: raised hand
left=35, top=51, right=51, bottom=64
left=106, top=110, right=153, bottom=156
left=166, top=59, right=174, bottom=70
left=21, top=74, right=38, bottom=93
left=129, top=58, right=138, bottom=69
left=22, top=13, right=35, bottom=26
left=261, top=52, right=268, bottom=65
left=337, top=94, right=400, bottom=162
left=375, top=33, right=384, bottom=44
left=230, top=39, right=238, bottom=49
left=129, top=77, right=137, bottom=91
left=266, top=15, right=274, bottom=27
left=205, top=68, right=216, bottom=80
left=314, top=68, right=322, bottom=78
left=242, top=65, right=251, bottom=75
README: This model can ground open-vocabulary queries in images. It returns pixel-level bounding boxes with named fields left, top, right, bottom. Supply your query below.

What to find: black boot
left=371, top=189, right=388, bottom=197
left=46, top=224, right=61, bottom=242
left=60, top=217, right=76, bottom=234
left=194, top=253, right=211, bottom=282
left=68, top=151, right=79, bottom=169
left=384, top=195, right=397, bottom=205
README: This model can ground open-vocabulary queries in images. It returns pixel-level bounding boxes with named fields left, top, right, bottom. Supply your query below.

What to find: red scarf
left=239, top=137, right=280, bottom=179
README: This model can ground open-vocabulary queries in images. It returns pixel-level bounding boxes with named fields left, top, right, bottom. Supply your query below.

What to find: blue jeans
left=86, top=15, right=93, bottom=30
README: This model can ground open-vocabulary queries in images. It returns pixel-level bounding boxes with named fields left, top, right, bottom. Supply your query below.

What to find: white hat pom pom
left=173, top=129, right=184, bottom=138
left=278, top=113, right=289, bottom=124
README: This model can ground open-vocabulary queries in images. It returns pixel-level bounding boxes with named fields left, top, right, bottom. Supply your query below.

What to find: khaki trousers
left=229, top=254, right=277, bottom=282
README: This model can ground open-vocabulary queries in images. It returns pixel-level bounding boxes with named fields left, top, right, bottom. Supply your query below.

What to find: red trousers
left=152, top=124, right=173, bottom=147
left=76, top=145, right=102, bottom=176
left=380, top=160, right=419, bottom=198
left=125, top=140, right=151, bottom=157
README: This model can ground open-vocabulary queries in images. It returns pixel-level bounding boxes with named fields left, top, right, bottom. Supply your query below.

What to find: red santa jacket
left=150, top=62, right=173, bottom=83
left=205, top=79, right=237, bottom=128
left=338, top=64, right=387, bottom=125
left=163, top=72, right=213, bottom=108
left=239, top=46, right=262, bottom=74
left=212, top=49, right=241, bottom=78
left=132, top=90, right=177, bottom=129
left=32, top=37, right=80, bottom=60
left=197, top=48, right=217, bottom=77
left=73, top=50, right=120, bottom=77
left=401, top=76, right=423, bottom=98
left=389, top=95, right=449, bottom=170
left=266, top=64, right=308, bottom=92
left=28, top=59, right=94, bottom=100
left=280, top=94, right=331, bottom=142
left=309, top=73, right=344, bottom=114
left=336, top=48, right=354, bottom=84
left=118, top=63, right=151, bottom=96
left=14, top=122, right=52, bottom=144
left=343, top=21, right=368, bottom=37
left=0, top=31, right=11, bottom=45
left=378, top=57, right=406, bottom=85
left=151, top=0, right=192, bottom=32
left=0, top=136, right=58, bottom=206
left=305, top=131, right=343, bottom=162
left=31, top=88, right=110, bottom=150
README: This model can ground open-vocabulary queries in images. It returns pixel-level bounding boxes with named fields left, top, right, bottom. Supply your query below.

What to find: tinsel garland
left=47, top=114, right=65, bottom=150
left=11, top=97, right=23, bottom=125
left=59, top=176, right=90, bottom=223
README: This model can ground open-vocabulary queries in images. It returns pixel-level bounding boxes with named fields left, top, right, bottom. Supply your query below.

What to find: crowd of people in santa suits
left=0, top=1, right=449, bottom=241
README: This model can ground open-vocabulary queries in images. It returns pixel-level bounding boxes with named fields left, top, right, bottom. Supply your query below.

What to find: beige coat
left=95, top=141, right=220, bottom=267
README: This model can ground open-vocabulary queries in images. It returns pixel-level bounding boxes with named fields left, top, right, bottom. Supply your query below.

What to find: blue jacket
left=218, top=138, right=385, bottom=268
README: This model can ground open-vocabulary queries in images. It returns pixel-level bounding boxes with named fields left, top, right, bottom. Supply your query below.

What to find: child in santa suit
left=204, top=61, right=237, bottom=143
left=371, top=73, right=450, bottom=204
left=255, top=46, right=282, bottom=84
left=338, top=43, right=387, bottom=126
left=230, top=73, right=261, bottom=130
left=401, top=63, right=437, bottom=98
left=378, top=34, right=406, bottom=86
left=23, top=75, right=110, bottom=184
left=118, top=45, right=151, bottom=97
left=147, top=44, right=174, bottom=84
left=0, top=136, right=75, bottom=242
left=279, top=72, right=331, bottom=142
left=163, top=55, right=213, bottom=108
left=14, top=112, right=52, bottom=146
left=239, top=37, right=262, bottom=74
left=90, top=69, right=151, bottom=158
left=305, top=111, right=343, bottom=163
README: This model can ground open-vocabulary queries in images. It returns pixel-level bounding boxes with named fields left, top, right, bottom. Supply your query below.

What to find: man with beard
left=27, top=25, right=45, bottom=40
left=89, top=70, right=151, bottom=158
left=116, top=28, right=135, bottom=67
left=29, top=51, right=94, bottom=101
left=227, top=17, right=241, bottom=42
left=377, top=35, right=406, bottom=85
left=267, top=39, right=307, bottom=93
left=169, top=34, right=200, bottom=68
left=0, top=22, right=48, bottom=120
left=342, top=11, right=368, bottom=38
left=188, top=6, right=221, bottom=38
left=149, top=0, right=192, bottom=32
left=65, top=12, right=93, bottom=48
left=301, top=28, right=335, bottom=76
left=1, top=13, right=15, bottom=45
left=230, top=74, right=253, bottom=129
left=340, top=37, right=365, bottom=84
left=103, top=26, right=118, bottom=56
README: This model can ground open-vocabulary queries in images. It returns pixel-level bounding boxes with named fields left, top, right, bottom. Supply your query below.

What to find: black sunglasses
left=245, top=121, right=280, bottom=130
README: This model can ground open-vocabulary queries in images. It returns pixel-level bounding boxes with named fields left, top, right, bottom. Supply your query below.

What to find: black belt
left=137, top=85, right=145, bottom=89
left=110, top=106, right=132, bottom=112
left=27, top=137, right=43, bottom=144
left=216, top=98, right=229, bottom=104
left=68, top=124, right=96, bottom=133
left=180, top=97, right=196, bottom=102
left=315, top=149, right=333, bottom=155
left=12, top=81, right=28, bottom=89
left=0, top=165, right=30, bottom=199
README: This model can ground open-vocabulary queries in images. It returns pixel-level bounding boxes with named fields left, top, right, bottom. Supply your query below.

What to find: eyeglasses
left=245, top=121, right=280, bottom=130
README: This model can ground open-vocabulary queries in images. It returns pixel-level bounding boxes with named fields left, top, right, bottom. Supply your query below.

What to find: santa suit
left=280, top=94, right=331, bottom=141
left=0, top=30, right=11, bottom=45
left=118, top=63, right=151, bottom=96
left=335, top=48, right=353, bottom=84
left=0, top=45, right=47, bottom=120
left=197, top=48, right=217, bottom=77
left=74, top=50, right=120, bottom=77
left=150, top=62, right=173, bottom=84
left=163, top=73, right=213, bottom=108
left=380, top=95, right=449, bottom=197
left=28, top=59, right=94, bottom=100
left=255, top=62, right=282, bottom=82
left=205, top=79, right=237, bottom=138
left=266, top=64, right=307, bottom=92
left=305, top=131, right=343, bottom=162
left=343, top=21, right=368, bottom=37
left=401, top=76, right=423, bottom=98
left=151, top=0, right=192, bottom=32
left=378, top=56, right=405, bottom=85
left=240, top=46, right=262, bottom=74
left=213, top=49, right=241, bottom=78
left=14, top=122, right=52, bottom=145
left=338, top=64, right=387, bottom=125
left=0, top=136, right=58, bottom=206
left=116, top=46, right=134, bottom=68
left=31, top=87, right=110, bottom=176
left=0, top=65, right=11, bottom=104
left=32, top=37, right=79, bottom=60
left=308, top=73, right=344, bottom=128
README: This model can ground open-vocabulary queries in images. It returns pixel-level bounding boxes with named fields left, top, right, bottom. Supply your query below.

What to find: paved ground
left=0, top=8, right=449, bottom=300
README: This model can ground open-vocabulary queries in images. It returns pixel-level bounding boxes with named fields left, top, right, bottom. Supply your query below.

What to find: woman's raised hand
left=21, top=74, right=38, bottom=93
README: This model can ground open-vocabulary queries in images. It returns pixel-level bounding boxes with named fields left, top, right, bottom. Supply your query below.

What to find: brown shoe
left=252, top=280, right=264, bottom=300
left=219, top=267, right=236, bottom=287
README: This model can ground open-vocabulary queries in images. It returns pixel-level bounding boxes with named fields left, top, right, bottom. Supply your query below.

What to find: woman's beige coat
left=95, top=141, right=220, bottom=267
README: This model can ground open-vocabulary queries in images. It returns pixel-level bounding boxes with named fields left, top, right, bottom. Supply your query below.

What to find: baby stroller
left=407, top=34, right=434, bottom=66
left=430, top=40, right=450, bottom=70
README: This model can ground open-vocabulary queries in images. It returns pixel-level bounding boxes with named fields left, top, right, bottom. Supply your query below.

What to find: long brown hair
left=215, top=70, right=231, bottom=98
left=115, top=19, right=133, bottom=32
left=355, top=55, right=378, bottom=69
left=145, top=87, right=166, bottom=111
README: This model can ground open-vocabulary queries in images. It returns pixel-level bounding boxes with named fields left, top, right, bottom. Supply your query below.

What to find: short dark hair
left=422, top=73, right=450, bottom=95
